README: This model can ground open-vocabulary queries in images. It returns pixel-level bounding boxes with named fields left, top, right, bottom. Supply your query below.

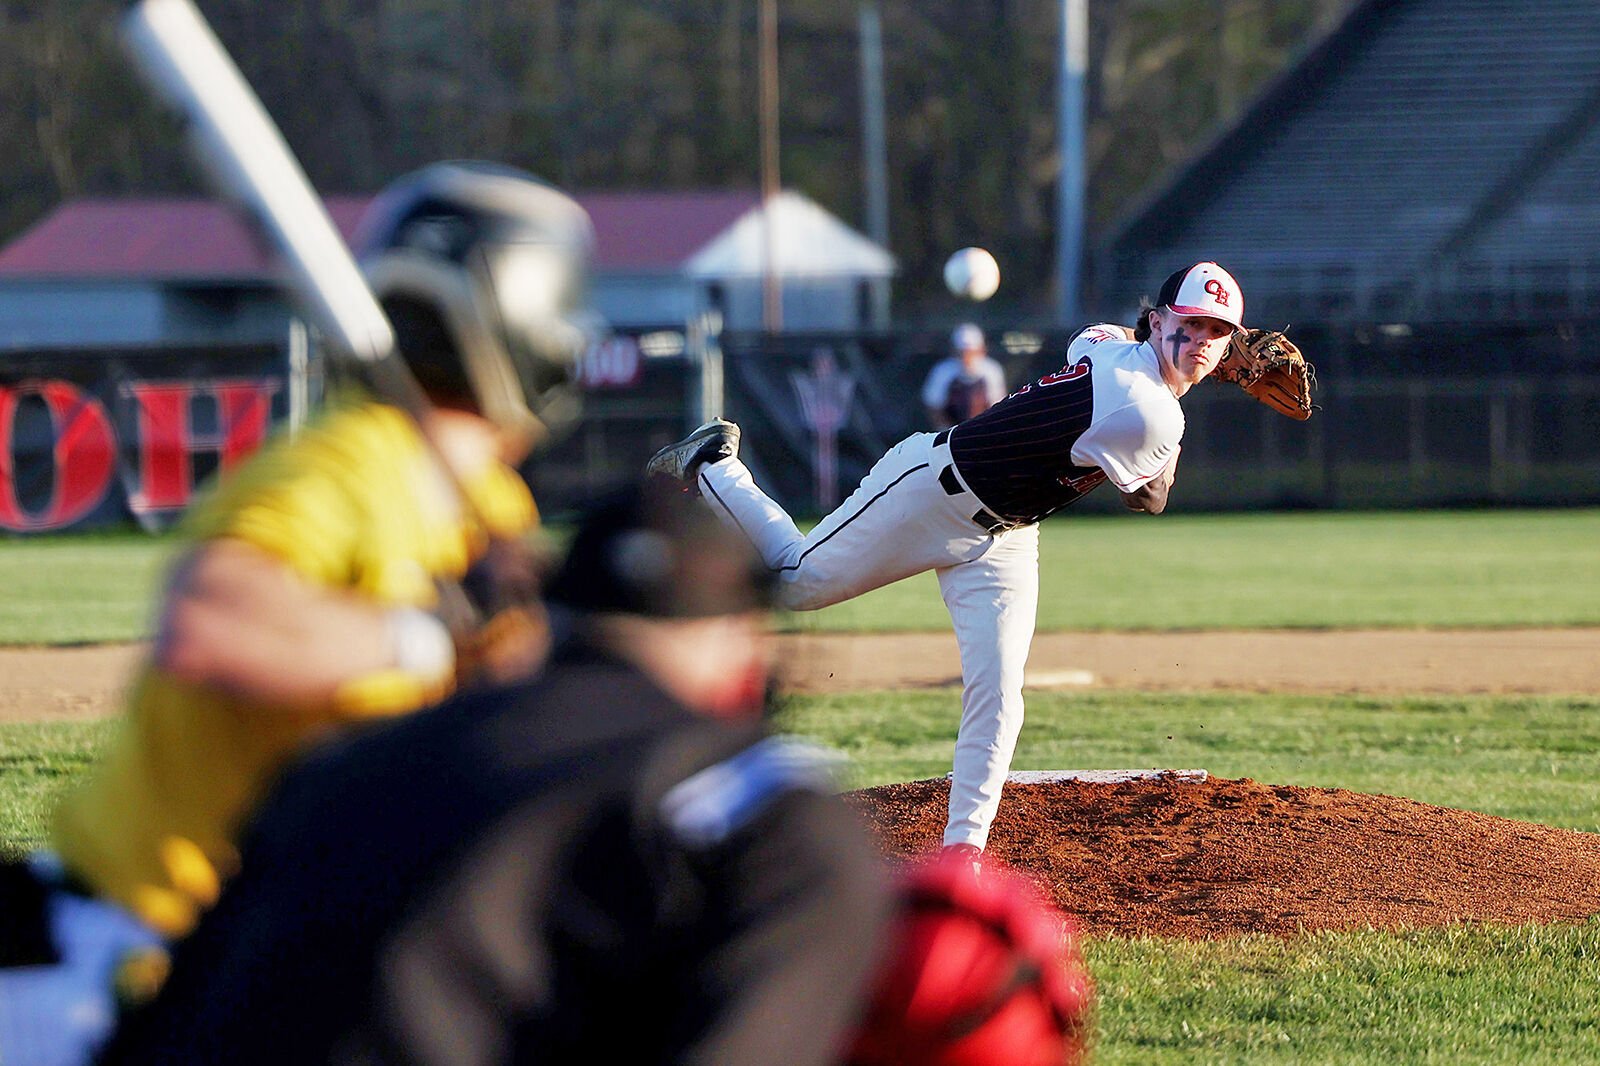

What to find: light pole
left=759, top=0, right=782, bottom=332
left=859, top=1, right=890, bottom=328
left=1056, top=0, right=1087, bottom=325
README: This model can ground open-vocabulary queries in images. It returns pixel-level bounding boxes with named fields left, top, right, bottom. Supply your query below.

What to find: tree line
left=1, top=0, right=1352, bottom=320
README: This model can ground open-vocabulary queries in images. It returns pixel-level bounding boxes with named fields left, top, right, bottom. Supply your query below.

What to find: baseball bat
left=119, top=0, right=431, bottom=418
left=119, top=0, right=500, bottom=627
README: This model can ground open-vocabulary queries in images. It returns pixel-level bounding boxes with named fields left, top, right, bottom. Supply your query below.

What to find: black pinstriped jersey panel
left=948, top=357, right=1106, bottom=523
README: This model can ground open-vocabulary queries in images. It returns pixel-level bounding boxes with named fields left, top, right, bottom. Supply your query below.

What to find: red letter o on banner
left=0, top=381, right=117, bottom=532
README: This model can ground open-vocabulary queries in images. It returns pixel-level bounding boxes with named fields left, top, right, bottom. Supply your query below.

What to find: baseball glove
left=1216, top=329, right=1316, bottom=420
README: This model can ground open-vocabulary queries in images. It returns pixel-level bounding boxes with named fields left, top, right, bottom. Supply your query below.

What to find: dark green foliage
left=0, top=0, right=1353, bottom=317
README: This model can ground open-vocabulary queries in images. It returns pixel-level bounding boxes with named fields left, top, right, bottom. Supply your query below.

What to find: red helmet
left=846, top=852, right=1094, bottom=1066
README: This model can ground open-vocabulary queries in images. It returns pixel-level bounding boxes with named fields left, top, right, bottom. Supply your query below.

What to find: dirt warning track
left=2, top=628, right=1597, bottom=722
left=778, top=627, right=1600, bottom=695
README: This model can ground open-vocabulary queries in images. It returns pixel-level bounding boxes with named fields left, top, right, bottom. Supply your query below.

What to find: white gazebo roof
left=684, top=191, right=895, bottom=279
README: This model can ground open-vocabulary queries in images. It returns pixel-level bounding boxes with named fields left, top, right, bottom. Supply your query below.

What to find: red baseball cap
left=1155, top=261, right=1244, bottom=329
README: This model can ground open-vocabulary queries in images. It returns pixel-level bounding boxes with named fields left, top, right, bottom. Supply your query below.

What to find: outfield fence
left=533, top=330, right=1600, bottom=519
left=4, top=324, right=1597, bottom=531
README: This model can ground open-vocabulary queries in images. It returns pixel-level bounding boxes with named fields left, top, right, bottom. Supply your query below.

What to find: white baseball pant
left=696, top=431, right=1039, bottom=849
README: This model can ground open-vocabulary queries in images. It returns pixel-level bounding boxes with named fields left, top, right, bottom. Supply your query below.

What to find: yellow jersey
left=53, top=400, right=536, bottom=938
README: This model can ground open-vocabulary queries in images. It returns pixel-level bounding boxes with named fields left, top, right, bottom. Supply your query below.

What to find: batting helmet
left=846, top=852, right=1094, bottom=1066
left=355, top=160, right=596, bottom=444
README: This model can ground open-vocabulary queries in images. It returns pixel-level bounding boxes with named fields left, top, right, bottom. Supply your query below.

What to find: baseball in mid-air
left=943, top=246, right=1001, bottom=301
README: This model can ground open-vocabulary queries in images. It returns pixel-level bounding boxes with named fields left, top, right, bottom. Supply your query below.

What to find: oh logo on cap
left=1204, top=278, right=1231, bottom=306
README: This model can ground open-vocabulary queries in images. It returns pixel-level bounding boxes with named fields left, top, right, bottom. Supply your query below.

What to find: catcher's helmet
left=545, top=479, right=778, bottom=619
left=355, top=161, right=596, bottom=443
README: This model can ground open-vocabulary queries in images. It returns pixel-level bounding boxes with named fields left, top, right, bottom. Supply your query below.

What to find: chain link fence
left=5, top=324, right=1594, bottom=530
left=529, top=325, right=1600, bottom=519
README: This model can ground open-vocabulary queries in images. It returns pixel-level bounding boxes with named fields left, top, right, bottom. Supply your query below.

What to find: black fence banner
left=7, top=324, right=1599, bottom=533
left=0, top=346, right=290, bottom=533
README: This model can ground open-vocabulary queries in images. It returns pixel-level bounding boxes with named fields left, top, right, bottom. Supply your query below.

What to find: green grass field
left=6, top=690, right=1600, bottom=1062
left=3, top=508, right=1599, bottom=643
left=0, top=531, right=176, bottom=645
left=0, top=720, right=110, bottom=857
left=778, top=690, right=1600, bottom=832
left=797, top=507, right=1600, bottom=632
left=3, top=509, right=1599, bottom=1061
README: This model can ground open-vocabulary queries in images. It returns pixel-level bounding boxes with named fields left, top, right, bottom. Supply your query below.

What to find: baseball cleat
left=940, top=842, right=984, bottom=883
left=645, top=418, right=741, bottom=483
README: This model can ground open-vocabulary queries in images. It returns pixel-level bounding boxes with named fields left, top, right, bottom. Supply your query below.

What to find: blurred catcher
left=0, top=162, right=593, bottom=1064
left=100, top=481, right=894, bottom=1065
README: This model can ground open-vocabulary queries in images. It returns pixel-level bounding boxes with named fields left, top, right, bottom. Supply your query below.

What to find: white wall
left=708, top=275, right=875, bottom=331
left=0, top=281, right=167, bottom=348
left=592, top=271, right=888, bottom=331
left=0, top=280, right=297, bottom=351
left=590, top=274, right=698, bottom=329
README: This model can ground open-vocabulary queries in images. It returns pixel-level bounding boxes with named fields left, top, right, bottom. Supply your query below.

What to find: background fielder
left=650, top=262, right=1248, bottom=865
left=922, top=322, right=1008, bottom=430
left=100, top=482, right=895, bottom=1065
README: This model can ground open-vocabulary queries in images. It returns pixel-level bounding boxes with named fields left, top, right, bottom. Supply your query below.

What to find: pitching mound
left=845, top=776, right=1600, bottom=938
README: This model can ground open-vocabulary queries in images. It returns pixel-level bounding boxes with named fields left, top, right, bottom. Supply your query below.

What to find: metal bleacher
left=1099, top=0, right=1600, bottom=328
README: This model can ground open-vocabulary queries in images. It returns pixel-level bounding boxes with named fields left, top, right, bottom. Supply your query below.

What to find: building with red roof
left=0, top=188, right=895, bottom=350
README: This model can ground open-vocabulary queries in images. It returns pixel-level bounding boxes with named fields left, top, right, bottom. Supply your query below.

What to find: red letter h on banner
left=122, top=379, right=279, bottom=519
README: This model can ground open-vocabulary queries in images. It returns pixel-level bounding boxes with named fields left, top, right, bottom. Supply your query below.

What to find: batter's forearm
left=154, top=540, right=431, bottom=709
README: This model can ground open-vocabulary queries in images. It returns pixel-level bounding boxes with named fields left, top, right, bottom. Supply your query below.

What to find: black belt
left=937, top=461, right=1013, bottom=534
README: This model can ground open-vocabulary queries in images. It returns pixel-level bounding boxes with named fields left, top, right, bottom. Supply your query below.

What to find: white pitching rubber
left=1025, top=669, right=1097, bottom=688
left=941, top=768, right=1209, bottom=785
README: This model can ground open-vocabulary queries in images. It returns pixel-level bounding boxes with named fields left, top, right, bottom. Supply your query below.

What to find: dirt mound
left=845, top=776, right=1600, bottom=938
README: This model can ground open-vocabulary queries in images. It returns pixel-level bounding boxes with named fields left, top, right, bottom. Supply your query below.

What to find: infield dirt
left=5, top=628, right=1597, bottom=722
left=778, top=628, right=1600, bottom=695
